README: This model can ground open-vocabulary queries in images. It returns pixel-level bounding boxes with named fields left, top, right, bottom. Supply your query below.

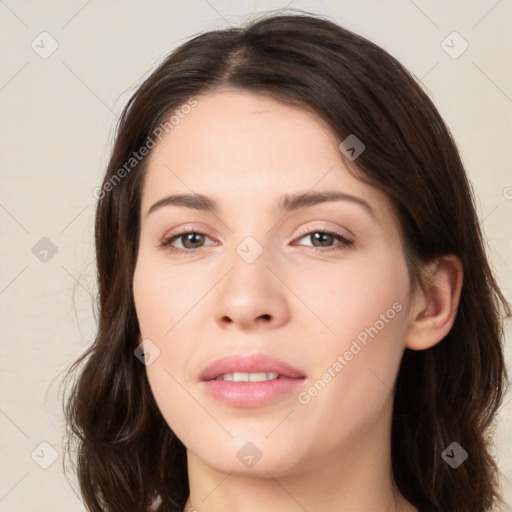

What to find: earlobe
left=405, top=255, right=463, bottom=351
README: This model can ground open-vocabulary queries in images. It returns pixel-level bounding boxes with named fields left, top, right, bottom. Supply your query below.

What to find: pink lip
left=198, top=353, right=306, bottom=408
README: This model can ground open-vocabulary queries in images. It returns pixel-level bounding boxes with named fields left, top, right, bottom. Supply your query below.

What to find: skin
left=132, top=89, right=462, bottom=512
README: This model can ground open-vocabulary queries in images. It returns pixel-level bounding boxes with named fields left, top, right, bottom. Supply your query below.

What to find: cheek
left=292, top=305, right=408, bottom=464
left=133, top=257, right=204, bottom=430
left=133, top=280, right=169, bottom=337
left=338, top=259, right=410, bottom=379
left=294, top=251, right=410, bottom=411
left=133, top=264, right=193, bottom=366
left=293, top=246, right=410, bottom=349
left=133, top=255, right=199, bottom=338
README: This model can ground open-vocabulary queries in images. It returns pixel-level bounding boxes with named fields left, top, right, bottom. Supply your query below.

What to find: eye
left=293, top=228, right=353, bottom=253
left=160, top=230, right=216, bottom=253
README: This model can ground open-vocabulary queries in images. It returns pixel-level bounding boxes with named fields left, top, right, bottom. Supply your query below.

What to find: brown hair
left=64, top=11, right=511, bottom=512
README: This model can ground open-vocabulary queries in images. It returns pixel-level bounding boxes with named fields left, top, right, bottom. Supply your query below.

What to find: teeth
left=215, top=372, right=280, bottom=382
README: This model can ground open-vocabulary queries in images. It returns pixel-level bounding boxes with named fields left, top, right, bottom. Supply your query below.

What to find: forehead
left=143, top=89, right=354, bottom=193
left=149, top=89, right=339, bottom=166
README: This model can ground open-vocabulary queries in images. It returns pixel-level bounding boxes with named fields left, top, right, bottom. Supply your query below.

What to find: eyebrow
left=145, top=190, right=376, bottom=220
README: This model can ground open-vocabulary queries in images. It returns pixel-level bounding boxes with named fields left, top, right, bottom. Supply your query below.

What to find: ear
left=405, top=255, right=463, bottom=350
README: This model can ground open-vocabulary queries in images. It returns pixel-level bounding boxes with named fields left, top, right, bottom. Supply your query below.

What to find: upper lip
left=199, top=353, right=306, bottom=381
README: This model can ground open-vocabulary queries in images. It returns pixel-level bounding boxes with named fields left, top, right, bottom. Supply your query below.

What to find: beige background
left=0, top=0, right=511, bottom=510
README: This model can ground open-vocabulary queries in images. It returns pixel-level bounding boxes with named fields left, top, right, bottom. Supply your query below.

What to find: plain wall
left=0, top=0, right=511, bottom=510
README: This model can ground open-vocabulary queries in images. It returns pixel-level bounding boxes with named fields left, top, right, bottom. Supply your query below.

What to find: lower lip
left=200, top=377, right=305, bottom=407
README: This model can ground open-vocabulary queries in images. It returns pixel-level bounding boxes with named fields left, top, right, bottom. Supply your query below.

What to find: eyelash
left=159, top=227, right=353, bottom=255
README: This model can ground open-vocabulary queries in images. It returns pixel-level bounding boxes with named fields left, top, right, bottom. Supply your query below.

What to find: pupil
left=184, top=233, right=203, bottom=248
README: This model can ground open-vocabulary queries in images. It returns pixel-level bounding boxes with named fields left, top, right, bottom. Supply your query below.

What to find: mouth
left=199, top=353, right=306, bottom=408
left=199, top=353, right=306, bottom=382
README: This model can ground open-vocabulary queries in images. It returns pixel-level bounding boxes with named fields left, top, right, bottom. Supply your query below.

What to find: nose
left=213, top=250, right=291, bottom=331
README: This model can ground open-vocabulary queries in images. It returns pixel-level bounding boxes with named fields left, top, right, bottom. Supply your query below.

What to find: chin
left=190, top=439, right=305, bottom=477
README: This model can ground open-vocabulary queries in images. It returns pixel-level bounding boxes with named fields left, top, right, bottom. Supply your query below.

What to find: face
left=133, top=89, right=415, bottom=477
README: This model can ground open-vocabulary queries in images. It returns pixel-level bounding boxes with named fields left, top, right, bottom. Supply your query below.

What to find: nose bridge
left=224, top=231, right=271, bottom=298
left=224, top=202, right=290, bottom=288
left=223, top=200, right=274, bottom=272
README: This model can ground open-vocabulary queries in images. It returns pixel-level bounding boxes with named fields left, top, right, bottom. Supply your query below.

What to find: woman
left=64, top=11, right=510, bottom=512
